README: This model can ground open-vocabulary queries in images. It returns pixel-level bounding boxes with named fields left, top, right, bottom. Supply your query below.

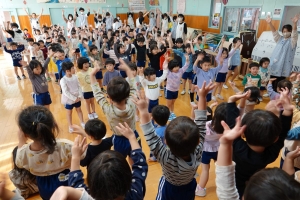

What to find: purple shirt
left=103, top=70, right=122, bottom=86
left=166, top=62, right=189, bottom=92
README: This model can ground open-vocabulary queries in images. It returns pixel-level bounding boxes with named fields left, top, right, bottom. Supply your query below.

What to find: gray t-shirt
left=103, top=70, right=122, bottom=86
left=26, top=65, right=49, bottom=94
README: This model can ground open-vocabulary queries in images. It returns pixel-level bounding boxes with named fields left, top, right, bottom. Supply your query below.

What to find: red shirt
left=40, top=47, right=48, bottom=60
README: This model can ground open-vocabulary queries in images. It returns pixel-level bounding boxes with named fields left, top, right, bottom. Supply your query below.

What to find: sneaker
left=160, top=86, right=164, bottom=91
left=263, top=93, right=269, bottom=97
left=168, top=113, right=174, bottom=121
left=195, top=185, right=206, bottom=197
left=258, top=97, right=263, bottom=102
left=81, top=123, right=85, bottom=129
left=69, top=126, right=74, bottom=133
left=171, top=113, right=177, bottom=120
left=101, top=88, right=107, bottom=93
left=17, top=75, right=21, bottom=80
left=159, top=93, right=162, bottom=97
left=223, top=84, right=228, bottom=89
left=88, top=114, right=94, bottom=120
left=212, top=96, right=216, bottom=101
left=47, top=77, right=51, bottom=82
left=93, top=112, right=98, bottom=119
left=180, top=80, right=182, bottom=84
left=22, top=74, right=26, bottom=79
left=181, top=90, right=186, bottom=95
left=190, top=101, right=197, bottom=108
left=188, top=90, right=191, bottom=95
left=216, top=94, right=224, bottom=100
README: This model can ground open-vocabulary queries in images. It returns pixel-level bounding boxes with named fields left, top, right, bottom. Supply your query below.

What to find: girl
left=15, top=106, right=81, bottom=200
left=149, top=11, right=156, bottom=31
left=32, top=42, right=44, bottom=65
left=223, top=37, right=242, bottom=89
left=60, top=61, right=85, bottom=133
left=62, top=8, right=77, bottom=38
left=161, top=13, right=170, bottom=34
left=20, top=60, right=52, bottom=109
left=258, top=57, right=270, bottom=100
left=195, top=103, right=226, bottom=197
left=213, top=37, right=240, bottom=100
left=114, top=39, right=132, bottom=78
left=127, top=12, right=135, bottom=29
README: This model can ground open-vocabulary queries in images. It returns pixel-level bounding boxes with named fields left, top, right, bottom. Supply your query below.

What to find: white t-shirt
left=30, top=17, right=41, bottom=30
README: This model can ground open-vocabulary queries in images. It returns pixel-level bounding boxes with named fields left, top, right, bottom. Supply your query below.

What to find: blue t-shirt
left=78, top=41, right=92, bottom=59
left=56, top=58, right=71, bottom=77
left=155, top=125, right=167, bottom=144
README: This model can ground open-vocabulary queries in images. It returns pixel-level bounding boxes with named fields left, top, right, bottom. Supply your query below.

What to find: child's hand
left=235, top=40, right=242, bottom=48
left=286, top=146, right=300, bottom=160
left=164, top=53, right=170, bottom=62
left=19, top=60, right=28, bottom=67
left=71, top=136, right=88, bottom=159
left=221, top=36, right=226, bottom=43
left=228, top=90, right=250, bottom=103
left=2, top=42, right=6, bottom=46
left=132, top=91, right=149, bottom=113
left=195, top=81, right=215, bottom=98
left=220, top=117, right=246, bottom=144
left=115, top=122, right=136, bottom=140
left=268, top=77, right=276, bottom=84
left=279, top=87, right=294, bottom=111
left=90, top=66, right=100, bottom=76
left=266, top=15, right=272, bottom=24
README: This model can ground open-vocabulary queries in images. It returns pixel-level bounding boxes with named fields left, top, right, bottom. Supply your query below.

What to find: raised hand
left=228, top=90, right=251, bottom=103
left=71, top=136, right=88, bottom=159
left=266, top=15, right=272, bottom=24
left=115, top=122, right=135, bottom=139
left=195, top=81, right=215, bottom=98
left=19, top=60, right=28, bottom=67
left=291, top=14, right=300, bottom=24
left=131, top=91, right=148, bottom=113
left=220, top=117, right=246, bottom=144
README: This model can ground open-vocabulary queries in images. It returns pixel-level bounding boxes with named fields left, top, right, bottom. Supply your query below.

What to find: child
left=258, top=57, right=270, bottom=100
left=90, top=59, right=140, bottom=160
left=242, top=62, right=261, bottom=88
left=193, top=34, right=206, bottom=51
left=16, top=106, right=84, bottom=199
left=32, top=42, right=44, bottom=65
left=60, top=61, right=85, bottom=133
left=114, top=40, right=132, bottom=77
left=77, top=57, right=98, bottom=120
left=165, top=54, right=189, bottom=121
left=20, top=60, right=52, bottom=109
left=224, top=37, right=242, bottom=88
left=103, top=58, right=122, bottom=87
left=267, top=78, right=292, bottom=100
left=23, top=28, right=31, bottom=39
left=147, top=41, right=167, bottom=79
left=38, top=40, right=48, bottom=61
left=78, top=37, right=92, bottom=59
left=134, top=37, right=147, bottom=74
left=136, top=81, right=215, bottom=200
left=148, top=105, right=170, bottom=162
left=27, top=38, right=34, bottom=61
left=34, top=29, right=44, bottom=42
left=172, top=38, right=185, bottom=68
left=3, top=42, right=26, bottom=80
left=195, top=103, right=226, bottom=197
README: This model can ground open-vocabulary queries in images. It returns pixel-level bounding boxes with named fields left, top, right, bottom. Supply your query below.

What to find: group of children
left=1, top=9, right=300, bottom=200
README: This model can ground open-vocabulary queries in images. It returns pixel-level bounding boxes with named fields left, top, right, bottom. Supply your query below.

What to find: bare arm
left=62, top=10, right=68, bottom=23
left=266, top=15, right=276, bottom=32
left=37, top=8, right=44, bottom=18
left=23, top=8, right=31, bottom=18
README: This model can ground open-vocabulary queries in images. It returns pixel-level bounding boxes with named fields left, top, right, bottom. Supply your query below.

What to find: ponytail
left=228, top=43, right=233, bottom=52
left=36, top=122, right=57, bottom=154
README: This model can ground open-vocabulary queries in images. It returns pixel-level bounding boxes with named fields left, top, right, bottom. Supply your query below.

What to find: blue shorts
left=65, top=101, right=81, bottom=110
left=148, top=99, right=159, bottom=113
left=165, top=90, right=178, bottom=100
left=114, top=63, right=120, bottom=70
left=196, top=93, right=212, bottom=103
left=215, top=72, right=227, bottom=83
left=137, top=60, right=146, bottom=67
left=83, top=92, right=94, bottom=99
left=228, top=65, right=238, bottom=71
left=201, top=151, right=218, bottom=164
left=13, top=62, right=22, bottom=67
left=260, top=86, right=266, bottom=91
left=113, top=130, right=141, bottom=157
left=55, top=72, right=60, bottom=80
left=33, top=92, right=52, bottom=106
left=36, top=169, right=70, bottom=200
left=103, top=53, right=109, bottom=58
left=192, top=75, right=197, bottom=85
left=95, top=70, right=103, bottom=79
left=156, top=176, right=197, bottom=200
left=182, top=71, right=194, bottom=80
left=156, top=70, right=163, bottom=78
left=7, top=38, right=13, bottom=42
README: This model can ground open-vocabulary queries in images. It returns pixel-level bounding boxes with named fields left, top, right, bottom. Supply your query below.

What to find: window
left=209, top=0, right=222, bottom=28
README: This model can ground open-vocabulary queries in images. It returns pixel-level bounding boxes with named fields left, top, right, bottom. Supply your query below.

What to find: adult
left=23, top=8, right=43, bottom=33
left=103, top=11, right=114, bottom=32
left=62, top=8, right=77, bottom=37
left=266, top=14, right=299, bottom=90
left=176, top=14, right=187, bottom=41
left=76, top=7, right=90, bottom=28
left=93, top=9, right=103, bottom=29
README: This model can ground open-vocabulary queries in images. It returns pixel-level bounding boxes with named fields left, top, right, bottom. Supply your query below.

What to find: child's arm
left=157, top=54, right=169, bottom=83
left=20, top=61, right=35, bottom=79
left=216, top=37, right=225, bottom=62
left=172, top=48, right=185, bottom=62
left=180, top=54, right=190, bottom=73
left=258, top=76, right=262, bottom=88
left=227, top=92, right=249, bottom=129
left=0, top=174, right=25, bottom=200
left=50, top=186, right=83, bottom=200
left=291, top=14, right=299, bottom=49
left=267, top=78, right=279, bottom=100
left=113, top=40, right=121, bottom=58
left=119, top=58, right=136, bottom=97
left=228, top=40, right=241, bottom=58
left=124, top=41, right=132, bottom=56
left=282, top=146, right=300, bottom=175
left=61, top=9, right=68, bottom=23
left=193, top=58, right=201, bottom=73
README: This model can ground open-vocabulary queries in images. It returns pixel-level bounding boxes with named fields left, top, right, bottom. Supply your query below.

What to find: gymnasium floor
left=0, top=50, right=280, bottom=199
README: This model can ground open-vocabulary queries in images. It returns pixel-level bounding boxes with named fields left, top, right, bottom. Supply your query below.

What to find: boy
left=77, top=119, right=113, bottom=168
left=23, top=28, right=31, bottom=39
left=27, top=38, right=34, bottom=61
left=172, top=38, right=185, bottom=68
left=126, top=63, right=141, bottom=91
left=242, top=62, right=262, bottom=88
left=3, top=42, right=26, bottom=80
left=79, top=37, right=92, bottom=59
left=148, top=105, right=170, bottom=162
left=134, top=37, right=147, bottom=74
left=55, top=48, right=72, bottom=81
left=103, top=58, right=122, bottom=87
left=136, top=80, right=215, bottom=199
left=90, top=59, right=140, bottom=159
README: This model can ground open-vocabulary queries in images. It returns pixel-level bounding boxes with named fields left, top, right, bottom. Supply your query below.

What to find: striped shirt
left=140, top=110, right=206, bottom=186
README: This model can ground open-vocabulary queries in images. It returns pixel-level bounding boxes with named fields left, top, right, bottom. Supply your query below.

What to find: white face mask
left=129, top=15, right=132, bottom=18
left=13, top=28, right=18, bottom=31
left=117, top=17, right=120, bottom=20
left=283, top=32, right=291, bottom=38
left=81, top=12, right=84, bottom=15
left=69, top=17, right=72, bottom=20
left=178, top=17, right=183, bottom=22
left=151, top=14, right=154, bottom=18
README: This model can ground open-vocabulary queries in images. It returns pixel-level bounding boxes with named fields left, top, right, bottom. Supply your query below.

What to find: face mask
left=69, top=17, right=72, bottom=20
left=151, top=14, right=154, bottom=18
left=13, top=28, right=18, bottom=31
left=117, top=17, right=120, bottom=20
left=164, top=17, right=167, bottom=20
left=129, top=15, right=132, bottom=18
left=81, top=12, right=84, bottom=15
left=283, top=32, right=291, bottom=38
left=178, top=17, right=183, bottom=22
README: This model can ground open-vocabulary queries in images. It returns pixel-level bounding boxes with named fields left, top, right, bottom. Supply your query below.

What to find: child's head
left=10, top=42, right=18, bottom=50
left=23, top=28, right=28, bottom=34
left=58, top=37, right=66, bottom=44
left=117, top=44, right=125, bottom=54
left=29, top=60, right=44, bottom=75
left=259, top=57, right=270, bottom=68
left=152, top=105, right=170, bottom=126
left=85, top=119, right=106, bottom=140
left=33, top=42, right=40, bottom=50
left=232, top=37, right=241, bottom=46
left=177, top=14, right=185, bottom=22
left=62, top=61, right=75, bottom=76
left=282, top=24, right=293, bottom=38
left=150, top=44, right=158, bottom=55
left=137, top=37, right=145, bottom=47
left=144, top=67, right=156, bottom=81
left=165, top=116, right=199, bottom=157
left=200, top=56, right=211, bottom=72
left=196, top=36, right=203, bottom=44
left=175, top=38, right=184, bottom=48
left=38, top=40, right=45, bottom=48
left=105, top=58, right=115, bottom=71
left=17, top=106, right=58, bottom=153
left=27, top=38, right=34, bottom=46
left=221, top=47, right=229, bottom=59
left=77, top=57, right=90, bottom=71
left=168, top=59, right=180, bottom=72
left=244, top=87, right=261, bottom=104
left=185, top=43, right=192, bottom=54
left=89, top=45, right=98, bottom=55
left=128, top=62, right=137, bottom=77
left=35, top=29, right=41, bottom=35
left=277, top=79, right=292, bottom=93
left=107, top=77, right=130, bottom=104
left=55, top=48, right=66, bottom=60
left=87, top=150, right=132, bottom=199
left=211, top=102, right=227, bottom=133
left=249, top=62, right=259, bottom=75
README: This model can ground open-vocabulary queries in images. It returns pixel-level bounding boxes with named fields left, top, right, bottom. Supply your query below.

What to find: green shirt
left=242, top=73, right=261, bottom=88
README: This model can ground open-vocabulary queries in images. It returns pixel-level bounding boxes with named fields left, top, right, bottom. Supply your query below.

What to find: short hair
left=200, top=56, right=211, bottom=64
left=144, top=67, right=156, bottom=77
left=150, top=44, right=158, bottom=52
left=10, top=23, right=19, bottom=28
left=55, top=48, right=65, bottom=54
left=85, top=119, right=106, bottom=140
left=168, top=59, right=180, bottom=71
left=38, top=40, right=44, bottom=44
left=79, top=7, right=84, bottom=11
left=29, top=60, right=45, bottom=74
left=259, top=57, right=270, bottom=66
left=185, top=43, right=191, bottom=49
left=27, top=38, right=34, bottom=42
left=277, top=79, right=292, bottom=91
left=23, top=28, right=28, bottom=31
left=62, top=61, right=74, bottom=73
left=33, top=42, right=40, bottom=46
left=244, top=87, right=261, bottom=104
left=178, top=14, right=185, bottom=21
left=105, top=58, right=115, bottom=66
left=137, top=37, right=145, bottom=43
left=102, top=35, right=108, bottom=40
left=242, top=109, right=281, bottom=147
left=89, top=45, right=98, bottom=52
left=197, top=36, right=203, bottom=41
left=211, top=102, right=227, bottom=133
left=282, top=24, right=292, bottom=32
left=249, top=62, right=260, bottom=69
left=152, top=105, right=170, bottom=126
left=244, top=168, right=300, bottom=199
left=165, top=117, right=200, bottom=157
left=175, top=38, right=183, bottom=44
left=128, top=62, right=137, bottom=71
left=10, top=42, right=18, bottom=47
left=77, top=57, right=89, bottom=69
left=107, top=77, right=130, bottom=103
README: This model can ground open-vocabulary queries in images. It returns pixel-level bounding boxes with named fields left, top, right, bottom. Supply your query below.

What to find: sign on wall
left=128, top=0, right=146, bottom=12
left=37, top=0, right=106, bottom=3
left=177, top=0, right=185, bottom=14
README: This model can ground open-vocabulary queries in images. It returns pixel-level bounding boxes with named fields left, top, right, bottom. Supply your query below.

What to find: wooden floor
left=0, top=50, right=281, bottom=200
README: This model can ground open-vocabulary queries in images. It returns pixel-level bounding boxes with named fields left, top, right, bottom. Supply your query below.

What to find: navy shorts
left=137, top=60, right=146, bottom=67
left=113, top=130, right=141, bottom=157
left=215, top=72, right=227, bottom=83
left=260, top=86, right=266, bottom=91
left=95, top=70, right=103, bottom=79
left=55, top=72, right=60, bottom=80
left=83, top=91, right=94, bottom=99
left=33, top=92, right=52, bottom=106
left=103, top=53, right=109, bottom=58
left=114, top=63, right=120, bottom=70
left=156, top=70, right=163, bottom=78
left=165, top=90, right=178, bottom=100
left=182, top=71, right=194, bottom=80
left=13, top=62, right=22, bottom=67
left=65, top=101, right=81, bottom=110
left=228, top=65, right=237, bottom=71
left=196, top=93, right=212, bottom=103
left=192, top=75, right=197, bottom=85
left=156, top=176, right=197, bottom=200
left=131, top=48, right=136, bottom=54
left=148, top=99, right=159, bottom=113
left=36, top=169, right=70, bottom=200
left=201, top=151, right=218, bottom=164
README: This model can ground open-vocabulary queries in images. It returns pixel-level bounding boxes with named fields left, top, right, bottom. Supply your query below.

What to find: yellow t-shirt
left=77, top=68, right=93, bottom=93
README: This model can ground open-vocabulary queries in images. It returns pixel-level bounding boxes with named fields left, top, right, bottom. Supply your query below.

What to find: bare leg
left=198, top=163, right=210, bottom=188
left=66, top=109, right=73, bottom=127
left=187, top=79, right=192, bottom=91
left=225, top=70, right=233, bottom=84
left=44, top=104, right=50, bottom=110
left=171, top=99, right=176, bottom=112
left=90, top=98, right=96, bottom=113
left=213, top=83, right=221, bottom=96
left=14, top=67, right=19, bottom=76
left=85, top=99, right=91, bottom=114
left=19, top=67, right=25, bottom=76
left=166, top=99, right=173, bottom=112
left=182, top=79, right=187, bottom=91
left=216, top=82, right=224, bottom=95
left=75, top=107, right=84, bottom=124
left=230, top=67, right=239, bottom=82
